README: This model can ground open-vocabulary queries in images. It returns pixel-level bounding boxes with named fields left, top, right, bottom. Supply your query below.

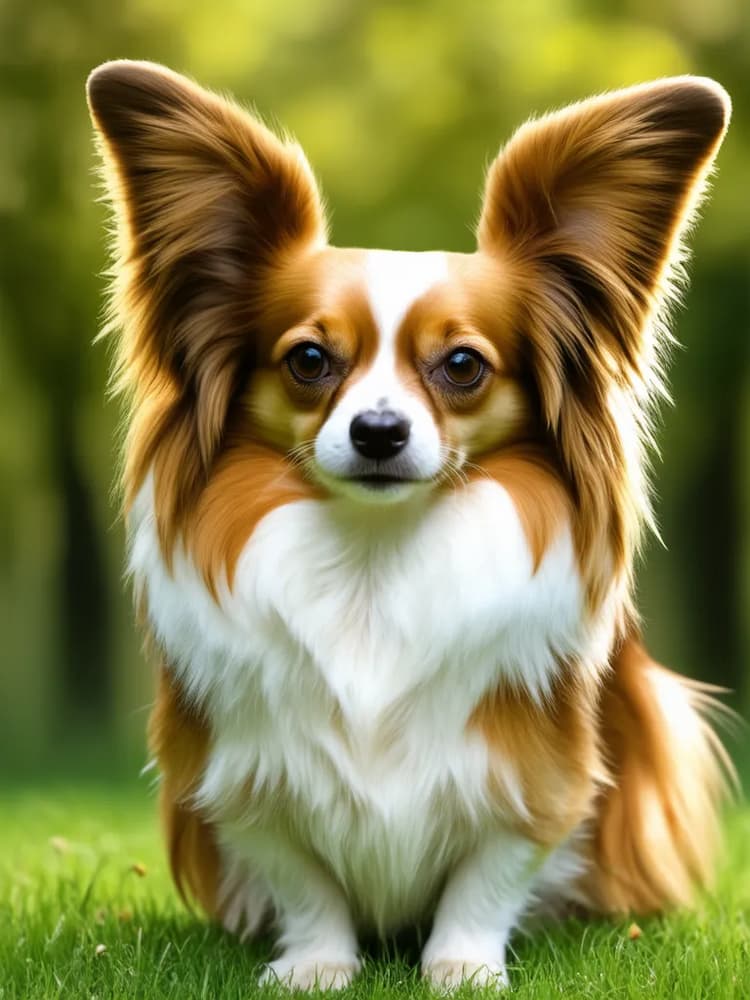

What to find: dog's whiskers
left=286, top=440, right=318, bottom=479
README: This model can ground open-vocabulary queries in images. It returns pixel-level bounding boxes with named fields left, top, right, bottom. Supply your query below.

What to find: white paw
left=422, top=958, right=509, bottom=991
left=259, top=953, right=361, bottom=991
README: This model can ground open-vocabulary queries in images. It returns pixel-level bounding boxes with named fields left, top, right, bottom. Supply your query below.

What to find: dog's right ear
left=87, top=60, right=326, bottom=466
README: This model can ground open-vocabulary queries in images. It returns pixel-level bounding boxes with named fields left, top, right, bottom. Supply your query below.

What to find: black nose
left=350, top=409, right=411, bottom=460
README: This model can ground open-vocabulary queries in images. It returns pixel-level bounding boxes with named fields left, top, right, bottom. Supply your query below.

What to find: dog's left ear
left=478, top=77, right=730, bottom=420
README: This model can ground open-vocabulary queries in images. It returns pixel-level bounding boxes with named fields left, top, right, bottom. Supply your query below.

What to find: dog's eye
left=443, top=349, right=484, bottom=388
left=286, top=343, right=330, bottom=383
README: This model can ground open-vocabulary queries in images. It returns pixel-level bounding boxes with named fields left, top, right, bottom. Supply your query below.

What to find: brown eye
left=287, top=342, right=330, bottom=383
left=443, top=348, right=484, bottom=388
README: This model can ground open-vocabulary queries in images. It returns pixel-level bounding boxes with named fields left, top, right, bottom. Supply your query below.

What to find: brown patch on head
left=148, top=666, right=219, bottom=916
left=239, top=247, right=379, bottom=455
left=395, top=252, right=535, bottom=461
left=469, top=666, right=605, bottom=845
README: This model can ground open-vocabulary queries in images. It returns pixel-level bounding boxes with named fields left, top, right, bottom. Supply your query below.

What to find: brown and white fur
left=87, top=62, right=733, bottom=990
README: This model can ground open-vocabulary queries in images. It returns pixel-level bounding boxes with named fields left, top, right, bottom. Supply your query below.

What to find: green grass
left=2, top=779, right=749, bottom=999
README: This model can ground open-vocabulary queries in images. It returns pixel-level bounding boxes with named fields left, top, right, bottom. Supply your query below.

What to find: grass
left=2, top=778, right=750, bottom=999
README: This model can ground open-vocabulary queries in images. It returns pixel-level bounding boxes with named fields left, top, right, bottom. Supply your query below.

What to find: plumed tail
left=582, top=635, right=736, bottom=913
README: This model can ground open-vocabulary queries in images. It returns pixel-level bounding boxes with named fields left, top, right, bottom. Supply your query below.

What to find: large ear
left=87, top=60, right=326, bottom=471
left=478, top=76, right=730, bottom=418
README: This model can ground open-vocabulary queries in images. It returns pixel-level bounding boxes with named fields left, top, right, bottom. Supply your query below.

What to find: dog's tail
left=582, top=633, right=735, bottom=913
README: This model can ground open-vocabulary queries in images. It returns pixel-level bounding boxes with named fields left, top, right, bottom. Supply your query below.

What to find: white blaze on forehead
left=365, top=250, right=449, bottom=352
left=314, top=250, right=449, bottom=484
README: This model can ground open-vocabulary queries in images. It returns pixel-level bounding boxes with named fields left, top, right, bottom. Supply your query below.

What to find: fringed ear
left=87, top=61, right=326, bottom=546
left=477, top=78, right=730, bottom=602
left=478, top=76, right=729, bottom=419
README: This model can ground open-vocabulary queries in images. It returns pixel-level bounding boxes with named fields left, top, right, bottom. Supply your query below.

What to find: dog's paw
left=259, top=953, right=361, bottom=991
left=422, top=958, right=509, bottom=992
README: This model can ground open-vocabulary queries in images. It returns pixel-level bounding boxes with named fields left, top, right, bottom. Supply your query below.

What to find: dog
left=87, top=61, right=732, bottom=990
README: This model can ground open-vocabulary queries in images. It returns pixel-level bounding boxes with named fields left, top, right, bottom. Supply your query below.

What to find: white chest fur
left=130, top=477, right=608, bottom=929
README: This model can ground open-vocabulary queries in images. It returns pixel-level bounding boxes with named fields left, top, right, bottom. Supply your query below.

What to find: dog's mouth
left=313, top=466, right=433, bottom=501
left=309, top=455, right=439, bottom=502
left=350, top=473, right=418, bottom=489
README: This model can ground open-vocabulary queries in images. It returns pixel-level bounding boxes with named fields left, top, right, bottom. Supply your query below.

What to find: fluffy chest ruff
left=132, top=475, right=612, bottom=930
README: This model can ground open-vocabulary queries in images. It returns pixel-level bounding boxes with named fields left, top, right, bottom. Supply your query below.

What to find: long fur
left=584, top=634, right=734, bottom=912
left=87, top=61, right=734, bottom=989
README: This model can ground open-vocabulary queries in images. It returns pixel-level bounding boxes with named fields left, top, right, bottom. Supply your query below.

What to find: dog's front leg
left=224, top=829, right=360, bottom=991
left=421, top=830, right=544, bottom=990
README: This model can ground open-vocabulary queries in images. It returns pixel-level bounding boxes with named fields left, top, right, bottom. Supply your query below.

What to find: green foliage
left=2, top=781, right=750, bottom=998
left=0, top=0, right=749, bottom=764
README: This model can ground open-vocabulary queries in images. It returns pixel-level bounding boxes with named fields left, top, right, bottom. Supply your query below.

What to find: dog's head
left=234, top=244, right=532, bottom=504
left=87, top=62, right=729, bottom=595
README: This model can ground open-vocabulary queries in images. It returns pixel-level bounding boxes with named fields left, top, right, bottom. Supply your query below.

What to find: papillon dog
left=87, top=61, right=732, bottom=990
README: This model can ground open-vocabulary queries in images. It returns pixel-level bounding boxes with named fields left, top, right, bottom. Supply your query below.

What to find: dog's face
left=242, top=246, right=529, bottom=503
left=87, top=61, right=729, bottom=597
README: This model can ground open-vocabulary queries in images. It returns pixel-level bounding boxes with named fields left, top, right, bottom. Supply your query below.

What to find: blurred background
left=0, top=0, right=748, bottom=779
